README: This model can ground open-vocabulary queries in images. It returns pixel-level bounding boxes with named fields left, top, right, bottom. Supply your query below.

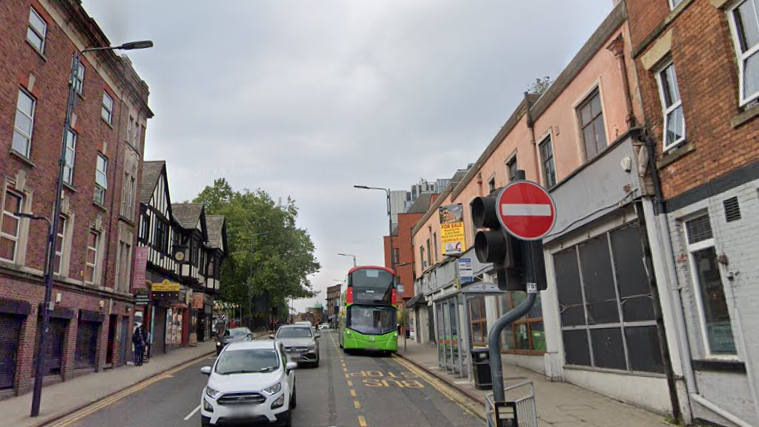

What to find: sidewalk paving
left=0, top=341, right=217, bottom=427
left=397, top=339, right=671, bottom=427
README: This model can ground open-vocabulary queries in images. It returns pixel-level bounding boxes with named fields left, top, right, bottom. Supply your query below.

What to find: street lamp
left=30, top=39, right=153, bottom=418
left=337, top=253, right=357, bottom=267
left=352, top=186, right=395, bottom=276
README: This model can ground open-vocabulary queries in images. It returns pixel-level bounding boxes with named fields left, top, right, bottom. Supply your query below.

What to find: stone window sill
left=657, top=141, right=695, bottom=169
left=93, top=202, right=108, bottom=212
left=10, top=149, right=36, bottom=167
left=731, top=103, right=759, bottom=129
left=63, top=182, right=77, bottom=193
left=25, top=39, right=47, bottom=62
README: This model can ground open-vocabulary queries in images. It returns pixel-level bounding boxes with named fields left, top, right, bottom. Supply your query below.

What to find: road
left=47, top=331, right=481, bottom=427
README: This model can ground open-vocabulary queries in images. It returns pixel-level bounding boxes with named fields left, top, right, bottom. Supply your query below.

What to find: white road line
left=501, top=203, right=551, bottom=216
left=184, top=405, right=201, bottom=421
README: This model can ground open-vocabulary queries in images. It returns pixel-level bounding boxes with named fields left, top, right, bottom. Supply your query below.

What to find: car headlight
left=216, top=341, right=222, bottom=346
left=205, top=386, right=222, bottom=399
left=203, top=398, right=214, bottom=412
left=263, top=382, right=282, bottom=396
left=346, top=330, right=351, bottom=335
left=308, top=344, right=316, bottom=351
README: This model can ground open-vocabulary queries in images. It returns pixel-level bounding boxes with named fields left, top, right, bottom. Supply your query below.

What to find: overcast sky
left=81, top=0, right=613, bottom=311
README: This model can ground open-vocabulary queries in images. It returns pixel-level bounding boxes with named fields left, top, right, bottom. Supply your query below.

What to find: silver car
left=273, top=325, right=320, bottom=367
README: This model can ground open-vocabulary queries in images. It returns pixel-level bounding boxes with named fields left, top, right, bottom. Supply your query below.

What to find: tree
left=527, top=76, right=553, bottom=94
left=194, top=178, right=321, bottom=326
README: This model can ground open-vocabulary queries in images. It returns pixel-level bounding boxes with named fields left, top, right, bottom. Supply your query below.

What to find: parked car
left=200, top=340, right=297, bottom=426
left=318, top=323, right=331, bottom=330
left=273, top=324, right=320, bottom=367
left=216, top=327, right=253, bottom=355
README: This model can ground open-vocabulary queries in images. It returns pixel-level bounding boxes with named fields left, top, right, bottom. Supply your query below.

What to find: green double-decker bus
left=338, top=266, right=398, bottom=354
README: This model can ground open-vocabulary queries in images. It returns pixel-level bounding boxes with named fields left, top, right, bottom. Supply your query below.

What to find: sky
left=80, top=0, right=613, bottom=312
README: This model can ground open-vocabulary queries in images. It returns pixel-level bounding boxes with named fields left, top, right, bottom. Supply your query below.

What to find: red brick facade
left=0, top=0, right=151, bottom=396
left=628, top=0, right=759, bottom=199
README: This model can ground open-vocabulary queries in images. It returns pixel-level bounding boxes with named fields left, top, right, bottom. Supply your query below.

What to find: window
left=555, top=223, right=664, bottom=372
left=729, top=0, right=759, bottom=105
left=154, top=220, right=169, bottom=252
left=433, top=232, right=438, bottom=262
left=13, top=90, right=36, bottom=157
left=116, top=241, right=131, bottom=292
left=63, top=130, right=76, bottom=185
left=426, top=238, right=431, bottom=266
left=684, top=215, right=737, bottom=356
left=101, top=93, right=114, bottom=123
left=420, top=246, right=426, bottom=269
left=392, top=248, right=400, bottom=265
left=54, top=216, right=66, bottom=275
left=0, top=192, right=23, bottom=263
left=85, top=231, right=100, bottom=284
left=501, top=292, right=545, bottom=353
left=139, top=214, right=150, bottom=242
left=506, top=156, right=518, bottom=182
left=539, top=136, right=557, bottom=188
left=26, top=8, right=47, bottom=53
left=669, top=0, right=684, bottom=8
left=578, top=90, right=607, bottom=160
left=488, top=177, right=496, bottom=193
left=656, top=62, right=685, bottom=150
left=94, top=154, right=108, bottom=205
left=73, top=61, right=85, bottom=95
left=127, top=116, right=134, bottom=143
left=121, top=174, right=136, bottom=219
left=469, top=296, right=488, bottom=345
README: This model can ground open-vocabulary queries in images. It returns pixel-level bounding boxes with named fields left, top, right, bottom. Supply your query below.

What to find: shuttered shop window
left=0, top=314, right=22, bottom=389
left=75, top=321, right=99, bottom=369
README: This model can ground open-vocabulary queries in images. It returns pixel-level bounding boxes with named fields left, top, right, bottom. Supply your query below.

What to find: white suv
left=200, top=340, right=297, bottom=426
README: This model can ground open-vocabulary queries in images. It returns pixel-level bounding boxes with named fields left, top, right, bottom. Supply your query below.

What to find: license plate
left=227, top=406, right=253, bottom=418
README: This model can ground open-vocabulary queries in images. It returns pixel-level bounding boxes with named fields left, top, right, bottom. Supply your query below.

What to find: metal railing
left=485, top=378, right=537, bottom=427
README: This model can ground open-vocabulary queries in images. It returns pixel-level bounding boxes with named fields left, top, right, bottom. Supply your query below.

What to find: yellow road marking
left=343, top=367, right=348, bottom=372
left=345, top=373, right=349, bottom=379
left=354, top=400, right=361, bottom=409
left=350, top=389, right=356, bottom=397
left=358, top=415, right=368, bottom=427
left=392, top=356, right=484, bottom=419
left=347, top=380, right=353, bottom=387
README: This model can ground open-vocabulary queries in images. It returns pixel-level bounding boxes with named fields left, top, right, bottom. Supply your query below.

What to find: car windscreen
left=215, top=349, right=279, bottom=374
left=228, top=328, right=250, bottom=337
left=276, top=327, right=313, bottom=339
left=347, top=305, right=397, bottom=335
left=350, top=268, right=394, bottom=305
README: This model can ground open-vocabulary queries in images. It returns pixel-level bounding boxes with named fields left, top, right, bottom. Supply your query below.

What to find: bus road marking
left=350, top=389, right=356, bottom=397
left=347, top=380, right=353, bottom=387
left=345, top=373, right=350, bottom=379
left=358, top=415, right=367, bottom=427
left=354, top=400, right=361, bottom=409
left=362, top=378, right=424, bottom=389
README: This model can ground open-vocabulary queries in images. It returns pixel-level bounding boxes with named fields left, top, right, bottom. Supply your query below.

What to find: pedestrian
left=142, top=326, right=151, bottom=363
left=132, top=326, right=145, bottom=366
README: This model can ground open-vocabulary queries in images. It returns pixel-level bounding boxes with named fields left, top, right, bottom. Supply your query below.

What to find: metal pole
left=248, top=235, right=254, bottom=329
left=31, top=51, right=80, bottom=417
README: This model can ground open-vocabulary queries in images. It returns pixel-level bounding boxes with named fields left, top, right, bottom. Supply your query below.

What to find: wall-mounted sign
left=439, top=204, right=466, bottom=256
left=131, top=247, right=149, bottom=290
left=459, top=258, right=474, bottom=284
left=461, top=282, right=505, bottom=295
left=192, top=293, right=205, bottom=309
left=152, top=279, right=180, bottom=292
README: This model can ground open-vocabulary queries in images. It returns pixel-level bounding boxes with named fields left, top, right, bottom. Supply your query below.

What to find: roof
left=411, top=166, right=472, bottom=236
left=406, top=193, right=435, bottom=214
left=348, top=265, right=395, bottom=275
left=224, top=340, right=277, bottom=351
left=140, top=161, right=165, bottom=204
left=206, top=215, right=226, bottom=250
left=172, top=203, right=204, bottom=229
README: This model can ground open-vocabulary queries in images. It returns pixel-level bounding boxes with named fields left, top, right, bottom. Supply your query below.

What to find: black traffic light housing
left=470, top=190, right=547, bottom=292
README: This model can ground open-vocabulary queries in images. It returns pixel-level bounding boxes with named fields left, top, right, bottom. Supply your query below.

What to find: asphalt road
left=53, top=331, right=481, bottom=427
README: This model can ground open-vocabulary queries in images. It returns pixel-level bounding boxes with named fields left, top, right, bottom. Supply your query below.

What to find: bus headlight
left=346, top=330, right=351, bottom=335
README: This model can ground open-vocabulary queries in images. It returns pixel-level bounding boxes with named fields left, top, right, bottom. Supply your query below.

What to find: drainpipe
left=524, top=92, right=540, bottom=183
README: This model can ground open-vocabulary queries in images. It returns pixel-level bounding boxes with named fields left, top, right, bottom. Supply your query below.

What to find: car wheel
left=283, top=410, right=293, bottom=427
left=290, top=385, right=297, bottom=408
left=200, top=415, right=211, bottom=427
left=313, top=358, right=319, bottom=368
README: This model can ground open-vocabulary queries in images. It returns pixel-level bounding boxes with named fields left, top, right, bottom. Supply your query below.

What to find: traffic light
left=470, top=192, right=547, bottom=291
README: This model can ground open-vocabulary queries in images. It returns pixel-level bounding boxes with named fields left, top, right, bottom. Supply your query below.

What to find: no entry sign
left=496, top=180, right=556, bottom=241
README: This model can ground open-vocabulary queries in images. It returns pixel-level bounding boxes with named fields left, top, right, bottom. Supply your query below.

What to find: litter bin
left=472, top=347, right=492, bottom=390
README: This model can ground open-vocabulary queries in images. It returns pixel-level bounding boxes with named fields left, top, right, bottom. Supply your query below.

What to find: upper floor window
left=85, top=230, right=100, bottom=284
left=656, top=62, right=686, bottom=150
left=101, top=93, right=114, bottom=124
left=729, top=0, right=759, bottom=105
left=539, top=136, right=557, bottom=188
left=578, top=89, right=607, bottom=160
left=433, top=232, right=438, bottom=262
left=419, top=246, right=426, bottom=269
left=73, top=62, right=85, bottom=95
left=94, top=154, right=108, bottom=205
left=139, top=214, right=150, bottom=242
left=54, top=216, right=66, bottom=275
left=488, top=176, right=496, bottom=193
left=13, top=90, right=36, bottom=158
left=669, top=0, right=684, bottom=9
left=27, top=8, right=47, bottom=53
left=506, top=156, right=518, bottom=182
left=63, top=130, right=77, bottom=185
left=0, top=191, right=24, bottom=263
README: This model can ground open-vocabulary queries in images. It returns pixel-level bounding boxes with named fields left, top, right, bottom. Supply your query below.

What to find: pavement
left=24, top=330, right=483, bottom=427
left=0, top=336, right=259, bottom=427
left=396, top=339, right=671, bottom=427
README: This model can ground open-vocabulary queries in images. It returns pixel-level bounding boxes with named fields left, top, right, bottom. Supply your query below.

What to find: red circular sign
left=496, top=181, right=556, bottom=241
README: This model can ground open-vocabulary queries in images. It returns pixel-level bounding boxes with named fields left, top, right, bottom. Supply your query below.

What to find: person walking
left=132, top=326, right=145, bottom=366
left=141, top=326, right=151, bottom=363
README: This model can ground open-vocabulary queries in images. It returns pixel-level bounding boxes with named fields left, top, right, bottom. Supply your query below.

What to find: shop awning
left=405, top=294, right=427, bottom=308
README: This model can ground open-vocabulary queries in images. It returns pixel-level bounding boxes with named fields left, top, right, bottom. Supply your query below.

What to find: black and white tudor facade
left=136, top=161, right=226, bottom=353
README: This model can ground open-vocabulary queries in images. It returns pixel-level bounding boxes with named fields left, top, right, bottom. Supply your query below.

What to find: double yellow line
left=46, top=356, right=210, bottom=427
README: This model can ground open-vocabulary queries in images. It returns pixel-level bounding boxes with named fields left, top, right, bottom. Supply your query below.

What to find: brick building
left=325, top=284, right=341, bottom=327
left=627, top=0, right=759, bottom=425
left=0, top=0, right=151, bottom=396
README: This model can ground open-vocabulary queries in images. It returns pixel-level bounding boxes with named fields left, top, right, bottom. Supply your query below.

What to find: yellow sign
left=152, top=279, right=180, bottom=292
left=439, top=204, right=466, bottom=255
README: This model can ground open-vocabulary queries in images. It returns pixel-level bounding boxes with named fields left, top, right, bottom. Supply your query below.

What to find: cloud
left=81, top=0, right=613, bottom=310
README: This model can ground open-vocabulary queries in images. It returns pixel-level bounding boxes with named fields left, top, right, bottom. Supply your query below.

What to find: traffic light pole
left=488, top=170, right=539, bottom=407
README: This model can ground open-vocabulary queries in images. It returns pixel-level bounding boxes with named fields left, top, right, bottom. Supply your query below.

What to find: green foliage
left=527, top=76, right=553, bottom=94
left=194, top=179, right=321, bottom=316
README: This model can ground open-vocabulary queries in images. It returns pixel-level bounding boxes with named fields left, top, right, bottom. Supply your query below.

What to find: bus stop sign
left=496, top=180, right=556, bottom=241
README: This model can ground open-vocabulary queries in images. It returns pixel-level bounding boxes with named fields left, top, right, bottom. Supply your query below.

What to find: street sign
left=496, top=180, right=556, bottom=241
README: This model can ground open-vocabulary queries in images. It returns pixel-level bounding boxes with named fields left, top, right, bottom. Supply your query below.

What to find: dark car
left=216, top=327, right=253, bottom=355
left=274, top=325, right=320, bottom=367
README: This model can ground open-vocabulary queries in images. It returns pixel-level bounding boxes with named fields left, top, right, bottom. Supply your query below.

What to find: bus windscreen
left=347, top=305, right=396, bottom=335
left=350, top=268, right=394, bottom=305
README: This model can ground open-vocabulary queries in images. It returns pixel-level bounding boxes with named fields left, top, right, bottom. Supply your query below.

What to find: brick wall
left=629, top=0, right=759, bottom=199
